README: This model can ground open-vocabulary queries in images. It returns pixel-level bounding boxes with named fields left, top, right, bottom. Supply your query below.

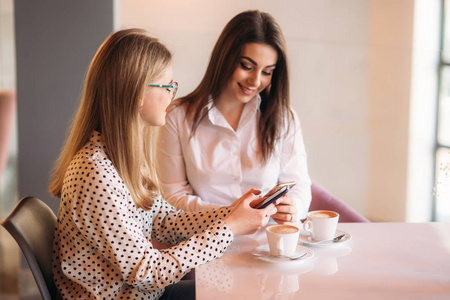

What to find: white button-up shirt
left=156, top=95, right=311, bottom=220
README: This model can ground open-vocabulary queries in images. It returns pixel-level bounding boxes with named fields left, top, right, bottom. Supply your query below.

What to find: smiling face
left=219, top=43, right=278, bottom=106
left=140, top=65, right=173, bottom=128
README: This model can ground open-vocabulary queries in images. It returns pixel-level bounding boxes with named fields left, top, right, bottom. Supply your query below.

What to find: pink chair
left=309, top=181, right=370, bottom=222
left=0, top=89, right=16, bottom=177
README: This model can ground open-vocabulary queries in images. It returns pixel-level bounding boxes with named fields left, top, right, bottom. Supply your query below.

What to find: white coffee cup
left=303, top=210, right=339, bottom=241
left=266, top=224, right=299, bottom=257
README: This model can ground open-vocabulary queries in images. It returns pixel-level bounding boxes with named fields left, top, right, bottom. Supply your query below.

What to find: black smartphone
left=256, top=185, right=289, bottom=209
left=263, top=181, right=296, bottom=198
left=253, top=181, right=296, bottom=209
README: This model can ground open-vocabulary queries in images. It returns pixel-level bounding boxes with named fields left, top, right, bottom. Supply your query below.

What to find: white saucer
left=298, top=229, right=352, bottom=247
left=252, top=244, right=314, bottom=264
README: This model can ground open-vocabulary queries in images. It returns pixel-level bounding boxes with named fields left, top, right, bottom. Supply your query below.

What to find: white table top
left=196, top=222, right=450, bottom=300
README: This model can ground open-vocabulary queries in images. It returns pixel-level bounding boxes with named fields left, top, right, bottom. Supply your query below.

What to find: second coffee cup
left=303, top=210, right=339, bottom=241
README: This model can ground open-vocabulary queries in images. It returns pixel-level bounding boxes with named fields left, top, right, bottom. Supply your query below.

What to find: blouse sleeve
left=71, top=166, right=234, bottom=292
left=278, top=109, right=312, bottom=221
left=156, top=105, right=221, bottom=212
left=149, top=198, right=232, bottom=245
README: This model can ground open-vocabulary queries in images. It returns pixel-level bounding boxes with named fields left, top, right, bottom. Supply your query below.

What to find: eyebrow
left=242, top=56, right=276, bottom=69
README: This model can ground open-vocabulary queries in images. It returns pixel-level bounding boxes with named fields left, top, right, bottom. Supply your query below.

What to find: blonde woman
left=157, top=10, right=312, bottom=224
left=49, top=28, right=276, bottom=300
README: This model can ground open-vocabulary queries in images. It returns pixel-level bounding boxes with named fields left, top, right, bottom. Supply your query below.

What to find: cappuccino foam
left=268, top=225, right=299, bottom=234
left=313, top=213, right=332, bottom=219
left=309, top=211, right=338, bottom=219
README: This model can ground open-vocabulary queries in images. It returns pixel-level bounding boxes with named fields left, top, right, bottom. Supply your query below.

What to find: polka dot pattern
left=53, top=131, right=234, bottom=299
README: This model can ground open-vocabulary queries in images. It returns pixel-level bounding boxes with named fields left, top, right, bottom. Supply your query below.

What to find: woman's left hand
left=272, top=196, right=297, bottom=224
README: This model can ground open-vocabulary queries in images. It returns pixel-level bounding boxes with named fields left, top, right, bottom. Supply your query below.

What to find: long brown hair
left=178, top=10, right=293, bottom=163
left=49, top=28, right=172, bottom=210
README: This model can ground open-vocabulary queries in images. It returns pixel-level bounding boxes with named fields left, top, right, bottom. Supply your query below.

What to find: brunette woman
left=157, top=10, right=311, bottom=224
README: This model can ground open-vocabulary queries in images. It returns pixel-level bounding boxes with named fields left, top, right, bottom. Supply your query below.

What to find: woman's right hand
left=223, top=189, right=278, bottom=236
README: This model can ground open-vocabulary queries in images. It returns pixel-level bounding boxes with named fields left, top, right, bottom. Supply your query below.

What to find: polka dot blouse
left=52, top=131, right=234, bottom=299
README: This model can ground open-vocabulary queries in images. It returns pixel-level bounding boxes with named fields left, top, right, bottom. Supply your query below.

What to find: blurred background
left=0, top=0, right=448, bottom=298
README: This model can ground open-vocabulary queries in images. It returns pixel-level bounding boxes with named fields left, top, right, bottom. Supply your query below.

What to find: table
left=196, top=222, right=450, bottom=300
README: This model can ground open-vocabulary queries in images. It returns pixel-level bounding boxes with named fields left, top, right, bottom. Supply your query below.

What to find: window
left=435, top=0, right=450, bottom=221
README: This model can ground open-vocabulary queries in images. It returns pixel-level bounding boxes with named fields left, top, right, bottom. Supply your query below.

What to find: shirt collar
left=205, top=94, right=261, bottom=129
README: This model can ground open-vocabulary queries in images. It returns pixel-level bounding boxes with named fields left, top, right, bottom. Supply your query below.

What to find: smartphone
left=263, top=181, right=296, bottom=198
left=253, top=181, right=296, bottom=209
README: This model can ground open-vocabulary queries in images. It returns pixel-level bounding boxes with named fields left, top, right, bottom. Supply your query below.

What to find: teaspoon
left=308, top=233, right=346, bottom=244
left=253, top=252, right=308, bottom=260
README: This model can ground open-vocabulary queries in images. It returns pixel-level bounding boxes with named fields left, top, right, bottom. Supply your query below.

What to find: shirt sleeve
left=156, top=106, right=222, bottom=212
left=278, top=109, right=312, bottom=221
left=71, top=166, right=234, bottom=292
left=149, top=196, right=232, bottom=245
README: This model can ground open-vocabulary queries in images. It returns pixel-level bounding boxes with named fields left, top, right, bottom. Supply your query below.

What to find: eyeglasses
left=148, top=81, right=178, bottom=100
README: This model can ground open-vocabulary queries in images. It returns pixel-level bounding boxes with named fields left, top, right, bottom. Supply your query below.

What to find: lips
left=238, top=83, right=256, bottom=96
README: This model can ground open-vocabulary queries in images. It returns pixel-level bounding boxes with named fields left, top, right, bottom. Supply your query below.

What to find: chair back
left=310, top=182, right=370, bottom=222
left=1, top=196, right=59, bottom=300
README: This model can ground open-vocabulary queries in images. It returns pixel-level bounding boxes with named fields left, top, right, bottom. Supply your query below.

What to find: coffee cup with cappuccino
left=303, top=210, right=339, bottom=241
left=266, top=224, right=299, bottom=257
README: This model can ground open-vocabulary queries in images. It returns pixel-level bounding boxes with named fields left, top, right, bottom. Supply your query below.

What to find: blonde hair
left=49, top=28, right=172, bottom=210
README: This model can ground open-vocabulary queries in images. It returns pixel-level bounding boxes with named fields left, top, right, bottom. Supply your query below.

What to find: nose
left=247, top=71, right=261, bottom=88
